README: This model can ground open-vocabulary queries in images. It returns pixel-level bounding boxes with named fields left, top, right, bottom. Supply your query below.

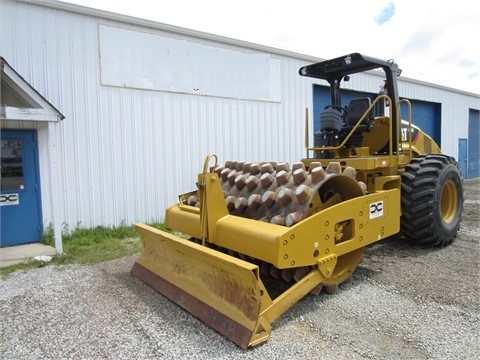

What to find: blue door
left=458, top=138, right=468, bottom=178
left=399, top=100, right=441, bottom=147
left=1, top=130, right=42, bottom=247
left=467, top=109, right=480, bottom=179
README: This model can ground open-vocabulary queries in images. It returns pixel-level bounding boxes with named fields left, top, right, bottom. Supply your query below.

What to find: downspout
left=47, top=122, right=63, bottom=254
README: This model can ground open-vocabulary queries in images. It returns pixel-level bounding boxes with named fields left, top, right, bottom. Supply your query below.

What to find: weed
left=1, top=222, right=166, bottom=277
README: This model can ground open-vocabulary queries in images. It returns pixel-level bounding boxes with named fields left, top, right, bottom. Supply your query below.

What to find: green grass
left=0, top=222, right=166, bottom=277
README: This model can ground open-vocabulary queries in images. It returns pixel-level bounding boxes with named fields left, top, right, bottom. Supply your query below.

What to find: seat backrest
left=344, top=98, right=373, bottom=126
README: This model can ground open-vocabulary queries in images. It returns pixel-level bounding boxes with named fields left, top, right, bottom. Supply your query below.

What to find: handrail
left=203, top=154, right=218, bottom=174
left=397, top=99, right=413, bottom=160
left=305, top=107, right=309, bottom=159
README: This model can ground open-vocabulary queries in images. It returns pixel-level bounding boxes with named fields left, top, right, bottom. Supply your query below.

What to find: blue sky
left=375, top=2, right=395, bottom=25
left=67, top=0, right=479, bottom=94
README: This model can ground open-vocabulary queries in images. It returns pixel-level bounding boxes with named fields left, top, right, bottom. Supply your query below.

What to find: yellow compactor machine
left=131, top=53, right=464, bottom=348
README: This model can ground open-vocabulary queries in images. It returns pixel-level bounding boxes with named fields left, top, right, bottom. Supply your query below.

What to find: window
left=1, top=139, right=24, bottom=190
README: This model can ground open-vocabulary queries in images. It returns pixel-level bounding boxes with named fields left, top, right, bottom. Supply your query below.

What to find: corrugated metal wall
left=0, top=0, right=318, bottom=228
left=1, top=0, right=478, bottom=230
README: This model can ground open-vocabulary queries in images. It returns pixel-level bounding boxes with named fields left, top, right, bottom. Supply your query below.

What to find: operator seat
left=340, top=97, right=374, bottom=147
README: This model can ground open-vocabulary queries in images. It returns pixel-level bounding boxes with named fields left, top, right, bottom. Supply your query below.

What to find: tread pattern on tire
left=401, top=154, right=464, bottom=247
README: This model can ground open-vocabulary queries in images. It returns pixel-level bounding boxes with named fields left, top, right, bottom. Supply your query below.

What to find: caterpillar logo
left=0, top=193, right=19, bottom=206
left=369, top=200, right=384, bottom=219
left=400, top=123, right=419, bottom=142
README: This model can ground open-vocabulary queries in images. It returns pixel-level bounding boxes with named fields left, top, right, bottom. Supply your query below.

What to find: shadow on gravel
left=358, top=235, right=444, bottom=269
left=112, top=259, right=245, bottom=353
left=365, top=234, right=447, bottom=257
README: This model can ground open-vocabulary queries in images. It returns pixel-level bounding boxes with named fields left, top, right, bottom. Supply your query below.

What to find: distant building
left=1, top=0, right=479, bottom=251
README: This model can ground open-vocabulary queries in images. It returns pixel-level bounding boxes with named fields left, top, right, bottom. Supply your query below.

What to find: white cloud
left=65, top=0, right=480, bottom=93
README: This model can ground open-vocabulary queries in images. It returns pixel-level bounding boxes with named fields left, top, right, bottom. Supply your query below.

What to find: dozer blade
left=131, top=223, right=269, bottom=349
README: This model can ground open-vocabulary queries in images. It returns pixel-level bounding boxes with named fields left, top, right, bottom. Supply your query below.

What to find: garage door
left=399, top=100, right=441, bottom=147
left=467, top=109, right=480, bottom=178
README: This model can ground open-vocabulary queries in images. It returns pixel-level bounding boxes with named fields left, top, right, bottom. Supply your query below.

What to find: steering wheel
left=324, top=105, right=347, bottom=116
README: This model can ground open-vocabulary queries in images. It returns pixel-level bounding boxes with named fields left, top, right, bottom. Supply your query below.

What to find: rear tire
left=401, top=154, right=464, bottom=247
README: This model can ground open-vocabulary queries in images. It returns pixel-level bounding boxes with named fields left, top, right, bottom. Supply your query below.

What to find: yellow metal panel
left=164, top=203, right=204, bottom=239
left=132, top=223, right=267, bottom=348
left=214, top=215, right=287, bottom=265
left=270, top=189, right=401, bottom=268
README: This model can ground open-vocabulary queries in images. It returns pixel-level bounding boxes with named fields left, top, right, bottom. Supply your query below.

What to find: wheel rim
left=440, top=180, right=458, bottom=224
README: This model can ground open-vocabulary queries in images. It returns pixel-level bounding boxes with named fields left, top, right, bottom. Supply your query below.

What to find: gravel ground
left=1, top=178, right=479, bottom=359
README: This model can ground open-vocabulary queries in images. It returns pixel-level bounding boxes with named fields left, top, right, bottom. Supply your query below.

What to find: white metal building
left=1, top=0, right=479, bottom=252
